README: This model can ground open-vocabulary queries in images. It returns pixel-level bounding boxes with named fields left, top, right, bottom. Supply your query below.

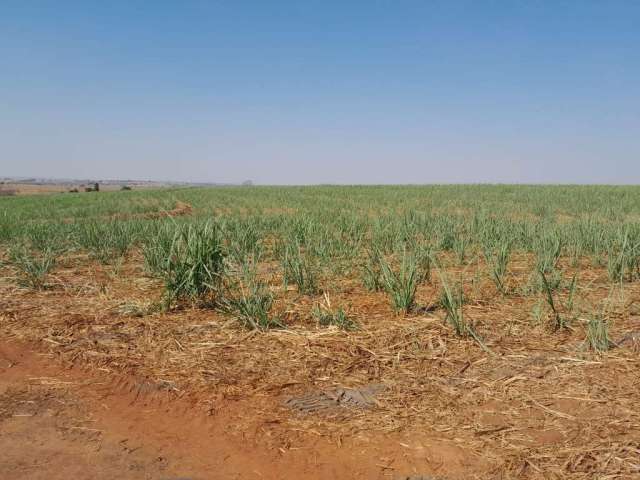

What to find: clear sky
left=1, top=1, right=639, bottom=184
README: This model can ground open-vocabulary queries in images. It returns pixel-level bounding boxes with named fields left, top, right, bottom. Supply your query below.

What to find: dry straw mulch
left=1, top=255, right=639, bottom=479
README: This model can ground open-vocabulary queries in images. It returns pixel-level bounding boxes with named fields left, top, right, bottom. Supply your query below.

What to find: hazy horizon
left=2, top=1, right=639, bottom=185
left=4, top=175, right=640, bottom=187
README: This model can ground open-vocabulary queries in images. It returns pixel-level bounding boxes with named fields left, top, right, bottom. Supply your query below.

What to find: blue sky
left=1, top=1, right=639, bottom=184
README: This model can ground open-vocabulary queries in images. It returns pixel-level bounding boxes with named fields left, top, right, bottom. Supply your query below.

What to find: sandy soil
left=1, top=342, right=479, bottom=480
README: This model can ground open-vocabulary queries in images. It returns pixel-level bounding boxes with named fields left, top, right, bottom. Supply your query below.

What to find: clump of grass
left=538, top=270, right=578, bottom=331
left=282, top=242, right=318, bottom=295
left=567, top=240, right=582, bottom=268
left=607, top=230, right=640, bottom=283
left=21, top=223, right=69, bottom=254
left=531, top=299, right=544, bottom=325
left=453, top=233, right=469, bottom=265
left=438, top=273, right=467, bottom=336
left=226, top=280, right=282, bottom=330
left=538, top=268, right=568, bottom=331
left=416, top=243, right=434, bottom=284
left=76, top=220, right=138, bottom=263
left=607, top=247, right=626, bottom=284
left=9, top=246, right=57, bottom=289
left=380, top=250, right=419, bottom=313
left=436, top=268, right=490, bottom=351
left=143, top=222, right=175, bottom=275
left=535, top=235, right=562, bottom=274
left=226, top=220, right=263, bottom=266
left=484, top=241, right=511, bottom=294
left=145, top=221, right=226, bottom=308
left=312, top=294, right=356, bottom=330
left=586, top=316, right=611, bottom=352
left=361, top=246, right=383, bottom=291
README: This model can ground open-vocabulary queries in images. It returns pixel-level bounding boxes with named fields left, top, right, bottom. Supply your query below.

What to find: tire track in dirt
left=0, top=342, right=482, bottom=480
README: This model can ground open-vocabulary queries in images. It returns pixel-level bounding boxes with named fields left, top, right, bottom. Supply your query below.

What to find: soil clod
left=284, top=384, right=385, bottom=413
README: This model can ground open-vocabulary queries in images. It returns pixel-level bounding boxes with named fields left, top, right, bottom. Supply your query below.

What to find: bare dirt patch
left=0, top=344, right=185, bottom=480
left=1, top=342, right=483, bottom=480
